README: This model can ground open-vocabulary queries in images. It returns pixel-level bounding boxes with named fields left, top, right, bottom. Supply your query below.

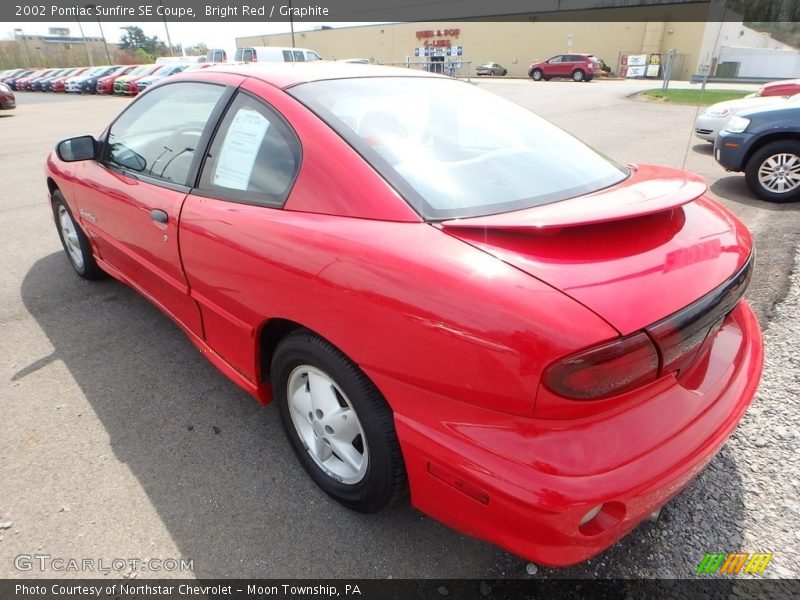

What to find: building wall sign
left=416, top=29, right=461, bottom=40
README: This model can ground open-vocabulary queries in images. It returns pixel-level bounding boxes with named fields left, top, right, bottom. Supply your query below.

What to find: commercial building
left=237, top=6, right=799, bottom=80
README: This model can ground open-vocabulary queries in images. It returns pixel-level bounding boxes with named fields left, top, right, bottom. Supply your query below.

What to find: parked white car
left=695, top=95, right=792, bottom=142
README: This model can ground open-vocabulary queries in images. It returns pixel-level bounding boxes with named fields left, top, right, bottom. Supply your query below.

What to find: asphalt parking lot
left=0, top=79, right=798, bottom=580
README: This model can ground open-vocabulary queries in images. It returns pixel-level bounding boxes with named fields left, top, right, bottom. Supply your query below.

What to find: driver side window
left=104, top=82, right=225, bottom=186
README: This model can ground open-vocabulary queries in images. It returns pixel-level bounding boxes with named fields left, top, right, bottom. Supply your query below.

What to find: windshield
left=290, top=77, right=627, bottom=219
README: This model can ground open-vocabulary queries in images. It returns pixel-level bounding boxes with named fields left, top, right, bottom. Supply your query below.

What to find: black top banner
left=2, top=0, right=794, bottom=23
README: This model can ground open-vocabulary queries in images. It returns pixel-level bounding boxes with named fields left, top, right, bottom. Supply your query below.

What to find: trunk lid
left=441, top=164, right=752, bottom=334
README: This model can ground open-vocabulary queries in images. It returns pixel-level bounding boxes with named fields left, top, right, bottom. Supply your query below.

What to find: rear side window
left=283, top=50, right=293, bottom=62
left=293, top=50, right=305, bottom=62
left=104, top=82, right=226, bottom=186
left=290, top=77, right=627, bottom=220
left=198, top=93, right=301, bottom=206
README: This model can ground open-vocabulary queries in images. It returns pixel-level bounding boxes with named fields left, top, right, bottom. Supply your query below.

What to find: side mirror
left=56, top=135, right=97, bottom=162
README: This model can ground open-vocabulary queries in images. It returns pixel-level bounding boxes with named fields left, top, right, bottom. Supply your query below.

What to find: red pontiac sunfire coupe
left=45, top=63, right=763, bottom=566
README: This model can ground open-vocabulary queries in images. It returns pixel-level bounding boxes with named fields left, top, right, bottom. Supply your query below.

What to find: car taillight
left=648, top=252, right=752, bottom=376
left=543, top=331, right=659, bottom=400
left=542, top=253, right=752, bottom=406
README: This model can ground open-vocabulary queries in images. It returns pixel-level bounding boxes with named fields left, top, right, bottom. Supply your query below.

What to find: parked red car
left=96, top=64, right=140, bottom=95
left=118, top=64, right=161, bottom=95
left=754, top=77, right=800, bottom=97
left=529, top=53, right=601, bottom=82
left=52, top=68, right=89, bottom=93
left=0, top=81, right=15, bottom=110
left=45, top=63, right=763, bottom=567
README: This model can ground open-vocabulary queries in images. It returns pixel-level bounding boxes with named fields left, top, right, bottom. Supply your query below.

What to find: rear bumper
left=370, top=301, right=762, bottom=566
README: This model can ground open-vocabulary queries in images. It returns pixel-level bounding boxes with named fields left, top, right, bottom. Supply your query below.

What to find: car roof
left=198, top=61, right=442, bottom=89
left=761, top=78, right=800, bottom=89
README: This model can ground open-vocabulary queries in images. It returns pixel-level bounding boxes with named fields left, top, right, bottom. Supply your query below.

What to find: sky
left=2, top=21, right=375, bottom=55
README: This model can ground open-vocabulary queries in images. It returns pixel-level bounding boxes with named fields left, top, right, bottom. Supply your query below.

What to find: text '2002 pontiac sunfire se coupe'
left=46, top=63, right=763, bottom=567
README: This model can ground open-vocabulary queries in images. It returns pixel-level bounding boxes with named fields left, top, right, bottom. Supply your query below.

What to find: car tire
left=572, top=69, right=585, bottom=82
left=744, top=140, right=800, bottom=203
left=51, top=191, right=105, bottom=280
left=531, top=69, right=543, bottom=81
left=502, top=69, right=507, bottom=76
left=272, top=329, right=407, bottom=513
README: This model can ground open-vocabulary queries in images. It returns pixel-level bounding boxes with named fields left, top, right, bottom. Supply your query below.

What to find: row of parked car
left=694, top=78, right=800, bottom=203
left=0, top=62, right=214, bottom=97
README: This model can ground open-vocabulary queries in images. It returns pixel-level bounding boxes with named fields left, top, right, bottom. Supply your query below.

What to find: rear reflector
left=428, top=463, right=489, bottom=505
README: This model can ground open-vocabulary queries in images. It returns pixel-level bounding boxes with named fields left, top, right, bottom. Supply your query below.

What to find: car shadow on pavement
left=692, top=143, right=714, bottom=156
left=711, top=177, right=800, bottom=213
left=19, top=252, right=749, bottom=578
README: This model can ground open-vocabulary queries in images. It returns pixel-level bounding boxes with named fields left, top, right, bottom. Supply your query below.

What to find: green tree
left=119, top=26, right=162, bottom=57
left=134, top=47, right=154, bottom=64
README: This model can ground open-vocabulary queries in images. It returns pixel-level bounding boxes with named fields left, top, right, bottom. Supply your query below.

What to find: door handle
left=150, top=209, right=168, bottom=224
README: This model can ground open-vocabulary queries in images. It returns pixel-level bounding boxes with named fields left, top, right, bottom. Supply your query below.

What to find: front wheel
left=51, top=191, right=105, bottom=280
left=744, top=141, right=800, bottom=203
left=572, top=69, right=585, bottom=82
left=530, top=69, right=543, bottom=81
left=272, top=330, right=407, bottom=512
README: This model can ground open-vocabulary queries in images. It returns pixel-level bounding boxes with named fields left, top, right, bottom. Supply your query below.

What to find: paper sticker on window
left=214, top=108, right=270, bottom=190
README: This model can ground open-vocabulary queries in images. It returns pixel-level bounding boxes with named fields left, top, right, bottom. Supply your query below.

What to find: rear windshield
left=289, top=77, right=627, bottom=220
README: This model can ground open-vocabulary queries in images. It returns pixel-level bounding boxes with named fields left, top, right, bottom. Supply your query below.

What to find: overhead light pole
left=158, top=0, right=174, bottom=56
left=85, top=4, right=112, bottom=63
left=289, top=0, right=296, bottom=47
left=75, top=15, right=94, bottom=66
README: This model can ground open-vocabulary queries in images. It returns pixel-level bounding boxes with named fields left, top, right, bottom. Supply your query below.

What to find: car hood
left=441, top=164, right=751, bottom=335
left=705, top=95, right=786, bottom=114
left=737, top=100, right=800, bottom=120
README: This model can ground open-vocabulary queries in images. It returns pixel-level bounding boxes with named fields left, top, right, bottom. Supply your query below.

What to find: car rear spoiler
left=441, top=165, right=707, bottom=233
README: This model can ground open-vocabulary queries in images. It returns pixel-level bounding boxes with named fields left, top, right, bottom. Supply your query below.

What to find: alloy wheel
left=757, top=152, right=800, bottom=194
left=287, top=365, right=368, bottom=484
left=58, top=205, right=84, bottom=270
